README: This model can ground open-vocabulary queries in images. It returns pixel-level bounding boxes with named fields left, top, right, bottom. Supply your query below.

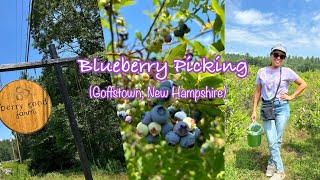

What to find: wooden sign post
left=0, top=80, right=52, bottom=134
left=0, top=44, right=93, bottom=180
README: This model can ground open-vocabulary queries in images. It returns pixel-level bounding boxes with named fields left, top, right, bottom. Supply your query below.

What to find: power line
left=24, top=0, right=33, bottom=76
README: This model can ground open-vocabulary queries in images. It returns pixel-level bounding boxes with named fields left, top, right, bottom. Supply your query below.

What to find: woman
left=251, top=44, right=307, bottom=180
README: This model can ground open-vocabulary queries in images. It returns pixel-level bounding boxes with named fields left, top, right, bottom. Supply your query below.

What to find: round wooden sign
left=0, top=80, right=52, bottom=134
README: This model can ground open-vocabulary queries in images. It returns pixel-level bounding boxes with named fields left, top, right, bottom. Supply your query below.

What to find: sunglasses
left=273, top=52, right=286, bottom=60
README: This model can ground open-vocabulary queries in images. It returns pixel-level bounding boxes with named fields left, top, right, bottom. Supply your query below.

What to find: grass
left=0, top=161, right=128, bottom=180
left=225, top=121, right=320, bottom=180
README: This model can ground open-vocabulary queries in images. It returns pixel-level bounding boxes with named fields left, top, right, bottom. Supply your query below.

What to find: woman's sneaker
left=266, top=165, right=276, bottom=177
left=270, top=172, right=286, bottom=180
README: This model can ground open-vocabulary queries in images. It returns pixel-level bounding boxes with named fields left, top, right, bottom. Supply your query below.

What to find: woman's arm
left=280, top=77, right=307, bottom=100
left=251, top=84, right=262, bottom=122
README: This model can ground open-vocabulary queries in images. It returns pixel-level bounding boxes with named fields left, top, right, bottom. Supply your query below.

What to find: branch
left=142, top=0, right=166, bottom=43
left=163, top=30, right=211, bottom=46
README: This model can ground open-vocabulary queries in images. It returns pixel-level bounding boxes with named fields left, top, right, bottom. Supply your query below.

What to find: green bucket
left=247, top=122, right=263, bottom=147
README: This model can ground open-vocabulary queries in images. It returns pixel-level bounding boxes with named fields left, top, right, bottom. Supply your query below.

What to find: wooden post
left=14, top=133, right=22, bottom=163
left=48, top=44, right=93, bottom=180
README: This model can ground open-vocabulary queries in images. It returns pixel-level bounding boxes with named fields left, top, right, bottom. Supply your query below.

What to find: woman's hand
left=280, top=93, right=294, bottom=101
left=251, top=111, right=257, bottom=122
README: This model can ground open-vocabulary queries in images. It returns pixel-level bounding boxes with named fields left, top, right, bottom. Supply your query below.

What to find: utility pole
left=48, top=44, right=93, bottom=180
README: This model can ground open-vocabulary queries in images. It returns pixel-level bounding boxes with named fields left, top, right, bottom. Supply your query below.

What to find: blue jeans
left=261, top=99, right=290, bottom=172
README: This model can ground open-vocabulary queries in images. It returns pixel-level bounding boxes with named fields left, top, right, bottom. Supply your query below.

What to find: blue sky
left=226, top=0, right=320, bottom=57
left=0, top=0, right=43, bottom=140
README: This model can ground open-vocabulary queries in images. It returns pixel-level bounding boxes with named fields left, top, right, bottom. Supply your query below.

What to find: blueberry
left=164, top=34, right=172, bottom=43
left=183, top=117, right=196, bottom=131
left=118, top=111, right=127, bottom=119
left=168, top=105, right=179, bottom=119
left=157, top=86, right=172, bottom=103
left=145, top=134, right=159, bottom=144
left=136, top=122, right=149, bottom=137
left=151, top=57, right=157, bottom=62
left=148, top=122, right=162, bottom=136
left=141, top=111, right=152, bottom=125
left=174, top=29, right=183, bottom=37
left=200, top=143, right=209, bottom=155
left=160, top=80, right=173, bottom=89
left=174, top=111, right=187, bottom=121
left=151, top=105, right=169, bottom=125
left=179, top=133, right=195, bottom=148
left=124, top=116, right=132, bottom=124
left=179, top=24, right=190, bottom=34
left=191, top=127, right=201, bottom=139
left=165, top=131, right=180, bottom=146
left=161, top=121, right=174, bottom=135
left=174, top=121, right=189, bottom=136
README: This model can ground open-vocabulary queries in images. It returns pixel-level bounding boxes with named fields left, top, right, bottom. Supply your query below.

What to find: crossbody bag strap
left=272, top=67, right=282, bottom=101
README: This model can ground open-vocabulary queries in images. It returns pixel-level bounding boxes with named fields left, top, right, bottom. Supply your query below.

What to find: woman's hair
left=269, top=52, right=273, bottom=66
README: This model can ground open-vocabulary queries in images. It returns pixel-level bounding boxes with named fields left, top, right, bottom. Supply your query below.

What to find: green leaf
left=212, top=39, right=224, bottom=52
left=153, top=0, right=159, bottom=6
left=212, top=0, right=224, bottom=24
left=194, top=0, right=200, bottom=6
left=180, top=0, right=191, bottom=11
left=167, top=0, right=179, bottom=7
left=165, top=43, right=186, bottom=65
left=208, top=44, right=219, bottom=54
left=193, top=41, right=207, bottom=57
left=135, top=31, right=142, bottom=41
left=190, top=13, right=206, bottom=26
left=120, top=0, right=136, bottom=7
left=198, top=74, right=223, bottom=89
left=214, top=14, right=222, bottom=32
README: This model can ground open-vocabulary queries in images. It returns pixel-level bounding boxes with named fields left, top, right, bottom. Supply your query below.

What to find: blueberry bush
left=98, top=0, right=225, bottom=179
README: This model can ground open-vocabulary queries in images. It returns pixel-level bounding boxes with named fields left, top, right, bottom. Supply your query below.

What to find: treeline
left=0, top=139, right=17, bottom=162
left=226, top=53, right=320, bottom=72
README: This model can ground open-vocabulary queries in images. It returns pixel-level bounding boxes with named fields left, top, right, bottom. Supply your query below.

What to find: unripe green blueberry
left=141, top=73, right=150, bottom=82
left=148, top=122, right=162, bottom=136
left=159, top=27, right=170, bottom=37
left=136, top=122, right=149, bottom=137
left=183, top=117, right=196, bottom=131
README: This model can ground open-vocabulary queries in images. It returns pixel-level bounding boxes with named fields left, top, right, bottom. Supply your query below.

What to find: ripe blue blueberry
left=145, top=134, right=159, bottom=144
left=179, top=133, right=195, bottom=148
left=165, top=131, right=180, bottom=146
left=168, top=105, right=179, bottom=119
left=118, top=111, right=127, bottom=119
left=173, top=121, right=189, bottom=136
left=151, top=105, right=169, bottom=125
left=161, top=121, right=174, bottom=135
left=174, top=111, right=187, bottom=121
left=191, top=127, right=201, bottom=139
left=157, top=86, right=172, bottom=103
left=160, top=80, right=173, bottom=89
left=141, top=111, right=152, bottom=125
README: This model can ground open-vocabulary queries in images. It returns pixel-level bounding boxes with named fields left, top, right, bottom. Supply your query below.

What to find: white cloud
left=312, top=14, right=320, bottom=21
left=233, top=9, right=273, bottom=25
left=226, top=28, right=274, bottom=46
